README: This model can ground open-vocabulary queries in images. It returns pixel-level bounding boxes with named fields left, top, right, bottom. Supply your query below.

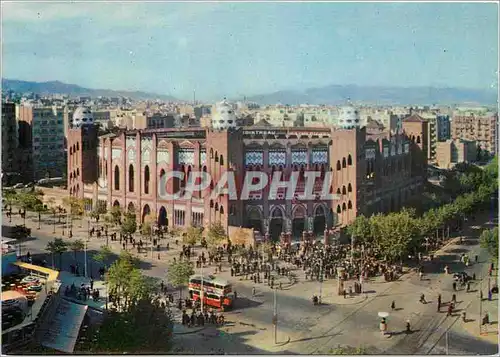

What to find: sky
left=2, top=1, right=498, bottom=101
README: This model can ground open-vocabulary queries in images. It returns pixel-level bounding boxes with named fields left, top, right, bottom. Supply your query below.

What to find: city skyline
left=2, top=2, right=498, bottom=101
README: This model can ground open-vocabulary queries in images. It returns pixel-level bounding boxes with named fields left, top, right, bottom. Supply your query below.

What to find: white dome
left=338, top=105, right=360, bottom=129
left=72, top=106, right=94, bottom=128
left=212, top=99, right=238, bottom=130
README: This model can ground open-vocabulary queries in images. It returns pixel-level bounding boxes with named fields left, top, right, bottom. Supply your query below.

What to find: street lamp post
left=201, top=263, right=204, bottom=314
left=273, top=286, right=278, bottom=344
left=319, top=259, right=324, bottom=304
left=53, top=210, right=56, bottom=233
left=84, top=240, right=88, bottom=278
left=350, top=234, right=355, bottom=265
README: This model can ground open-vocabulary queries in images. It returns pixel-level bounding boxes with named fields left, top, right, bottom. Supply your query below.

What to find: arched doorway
left=247, top=208, right=262, bottom=233
left=127, top=202, right=135, bottom=213
left=292, top=205, right=306, bottom=239
left=113, top=200, right=120, bottom=207
left=142, top=204, right=151, bottom=223
left=313, top=205, right=326, bottom=235
left=158, top=206, right=168, bottom=227
left=269, top=207, right=283, bottom=241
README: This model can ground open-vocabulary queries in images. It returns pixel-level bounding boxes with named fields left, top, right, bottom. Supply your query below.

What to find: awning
left=41, top=299, right=88, bottom=353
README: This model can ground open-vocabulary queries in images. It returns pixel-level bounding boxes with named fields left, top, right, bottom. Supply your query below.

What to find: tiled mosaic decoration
left=142, top=149, right=151, bottom=164
left=311, top=150, right=328, bottom=164
left=269, top=151, right=286, bottom=166
left=157, top=150, right=169, bottom=165
left=200, top=150, right=207, bottom=165
left=291, top=150, right=308, bottom=165
left=177, top=149, right=195, bottom=165
left=128, top=149, right=135, bottom=162
left=112, top=148, right=122, bottom=160
left=245, top=151, right=264, bottom=166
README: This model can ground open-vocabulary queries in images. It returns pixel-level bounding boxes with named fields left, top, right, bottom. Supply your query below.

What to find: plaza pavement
left=4, top=209, right=499, bottom=354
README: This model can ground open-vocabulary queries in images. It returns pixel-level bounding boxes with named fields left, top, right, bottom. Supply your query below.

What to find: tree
left=346, top=215, right=372, bottom=246
left=69, top=239, right=85, bottom=261
left=94, top=245, right=114, bottom=267
left=140, top=214, right=155, bottom=237
left=121, top=211, right=137, bottom=237
left=109, top=205, right=123, bottom=226
left=45, top=238, right=68, bottom=269
left=480, top=227, right=499, bottom=263
left=167, top=260, right=194, bottom=299
left=232, top=227, right=251, bottom=246
left=80, top=298, right=173, bottom=354
left=62, top=196, right=84, bottom=230
left=106, top=251, right=154, bottom=309
left=183, top=227, right=202, bottom=246
left=206, top=221, right=227, bottom=250
left=2, top=188, right=17, bottom=210
left=34, top=202, right=47, bottom=230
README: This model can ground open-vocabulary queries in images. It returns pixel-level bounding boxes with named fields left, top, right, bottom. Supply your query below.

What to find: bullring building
left=67, top=100, right=428, bottom=241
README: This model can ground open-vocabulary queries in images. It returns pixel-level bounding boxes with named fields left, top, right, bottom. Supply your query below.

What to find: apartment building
left=451, top=112, right=498, bottom=154
left=1, top=102, right=18, bottom=174
left=435, top=139, right=477, bottom=169
left=18, top=105, right=67, bottom=181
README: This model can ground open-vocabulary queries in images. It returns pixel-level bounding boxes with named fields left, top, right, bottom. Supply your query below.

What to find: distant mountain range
left=243, top=84, right=498, bottom=106
left=2, top=79, right=178, bottom=101
left=2, top=78, right=497, bottom=105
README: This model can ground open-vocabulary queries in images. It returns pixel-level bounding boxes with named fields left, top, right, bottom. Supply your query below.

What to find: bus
left=188, top=275, right=234, bottom=310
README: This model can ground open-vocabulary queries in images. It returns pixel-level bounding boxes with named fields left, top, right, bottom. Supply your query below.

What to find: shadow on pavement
left=233, top=297, right=264, bottom=310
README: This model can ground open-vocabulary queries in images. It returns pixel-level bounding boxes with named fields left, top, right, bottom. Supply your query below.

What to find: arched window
left=76, top=142, right=80, bottom=151
left=416, top=136, right=421, bottom=144
left=342, top=158, right=347, bottom=168
left=348, top=183, right=352, bottom=193
left=210, top=200, right=214, bottom=208
left=220, top=155, right=224, bottom=166
left=210, top=148, right=214, bottom=158
left=144, top=165, right=150, bottom=194
left=114, top=165, right=120, bottom=190
left=220, top=206, right=224, bottom=214
left=70, top=147, right=73, bottom=155
left=348, top=201, right=353, bottom=209
left=160, top=169, right=166, bottom=179
left=342, top=203, right=347, bottom=211
left=336, top=160, right=341, bottom=171
left=347, top=154, right=352, bottom=166
left=342, top=186, right=347, bottom=195
left=215, top=151, right=219, bottom=162
left=77, top=168, right=80, bottom=176
left=336, top=188, right=341, bottom=195
left=336, top=205, right=341, bottom=214
left=128, top=164, right=134, bottom=192
left=215, top=203, right=219, bottom=211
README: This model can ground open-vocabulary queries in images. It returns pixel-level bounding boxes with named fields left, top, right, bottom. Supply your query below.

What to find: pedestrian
left=475, top=255, right=478, bottom=263
left=451, top=293, right=456, bottom=304
left=252, top=286, right=256, bottom=296
left=452, top=282, right=457, bottom=291
left=466, top=281, right=471, bottom=292
left=391, top=300, right=396, bottom=311
left=447, top=304, right=453, bottom=317
left=234, top=290, right=237, bottom=300
left=90, top=278, right=94, bottom=290
left=343, top=289, right=347, bottom=299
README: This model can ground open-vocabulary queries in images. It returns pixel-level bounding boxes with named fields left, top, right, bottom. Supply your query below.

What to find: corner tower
left=67, top=106, right=98, bottom=198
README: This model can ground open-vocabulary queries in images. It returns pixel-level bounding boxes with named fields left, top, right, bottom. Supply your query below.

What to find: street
left=4, top=209, right=498, bottom=354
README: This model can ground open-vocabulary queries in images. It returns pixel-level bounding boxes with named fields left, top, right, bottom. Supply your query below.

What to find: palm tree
left=34, top=203, right=47, bottom=230
left=46, top=238, right=68, bottom=270
left=69, top=239, right=85, bottom=261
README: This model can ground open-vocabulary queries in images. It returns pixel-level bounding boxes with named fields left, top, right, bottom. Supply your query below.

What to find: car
left=13, top=183, right=24, bottom=189
left=453, top=272, right=472, bottom=282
